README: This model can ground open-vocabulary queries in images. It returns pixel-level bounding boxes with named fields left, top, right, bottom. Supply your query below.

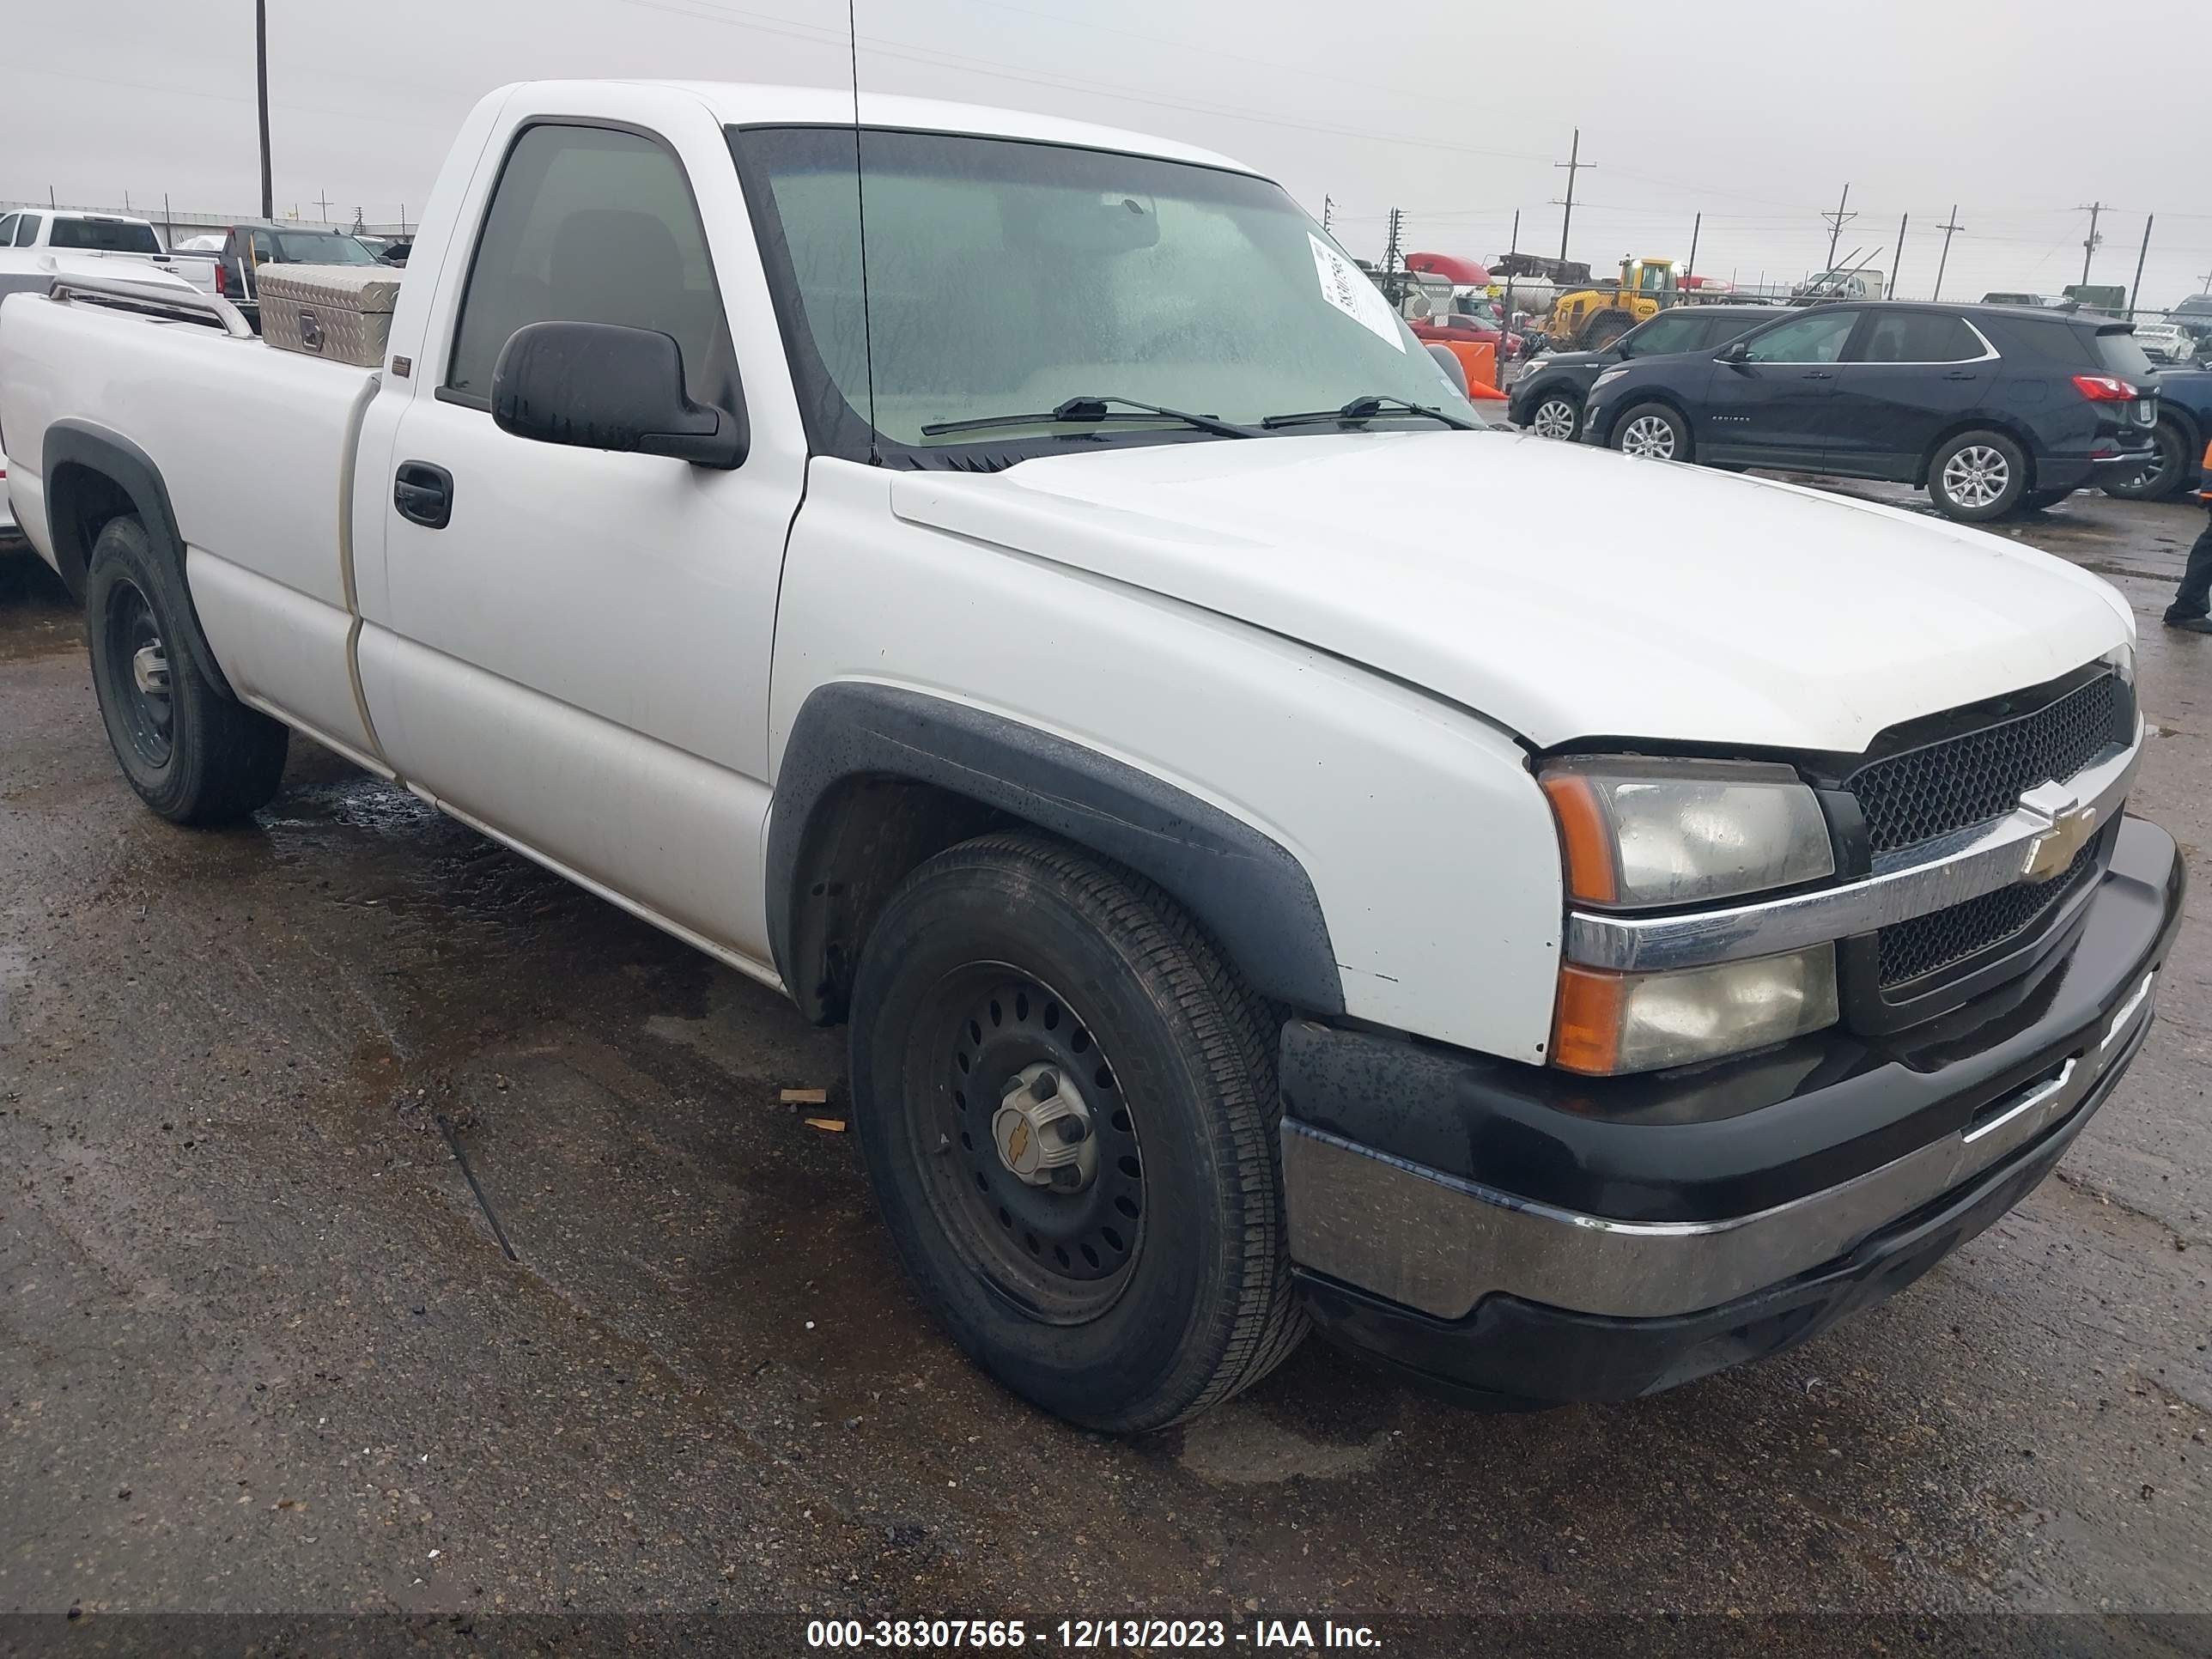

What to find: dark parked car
left=1508, top=304, right=1776, bottom=441
left=208, top=221, right=385, bottom=330
left=1582, top=301, right=2160, bottom=520
left=2108, top=364, right=2211, bottom=501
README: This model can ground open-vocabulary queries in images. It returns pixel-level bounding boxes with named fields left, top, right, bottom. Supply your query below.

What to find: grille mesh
left=1849, top=674, right=2132, bottom=856
left=1876, top=838, right=2100, bottom=988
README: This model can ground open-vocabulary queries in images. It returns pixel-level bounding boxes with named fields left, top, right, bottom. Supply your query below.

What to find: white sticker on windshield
left=1310, top=233, right=1407, bottom=352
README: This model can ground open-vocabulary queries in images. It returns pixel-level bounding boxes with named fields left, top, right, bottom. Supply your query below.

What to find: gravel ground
left=1, top=486, right=2208, bottom=1657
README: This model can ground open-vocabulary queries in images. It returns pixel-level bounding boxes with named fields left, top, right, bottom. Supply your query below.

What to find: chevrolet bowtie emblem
left=2018, top=780, right=2100, bottom=884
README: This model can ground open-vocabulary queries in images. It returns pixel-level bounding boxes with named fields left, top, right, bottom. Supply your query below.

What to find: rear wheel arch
left=767, top=684, right=1343, bottom=1026
left=41, top=422, right=235, bottom=699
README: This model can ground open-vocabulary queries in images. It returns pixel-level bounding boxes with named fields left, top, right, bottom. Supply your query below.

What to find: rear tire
left=85, top=516, right=288, bottom=825
left=848, top=831, right=1305, bottom=1431
left=1611, top=402, right=1692, bottom=464
left=2103, top=418, right=2188, bottom=501
left=1928, top=430, right=2029, bottom=522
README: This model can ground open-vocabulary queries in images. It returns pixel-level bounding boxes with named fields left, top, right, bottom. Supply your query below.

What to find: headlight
left=2106, top=641, right=2136, bottom=693
left=1552, top=946, right=1838, bottom=1075
left=1539, top=757, right=1834, bottom=909
left=1591, top=366, right=1630, bottom=389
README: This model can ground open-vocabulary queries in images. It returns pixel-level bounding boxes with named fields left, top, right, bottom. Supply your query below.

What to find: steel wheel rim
left=1620, top=415, right=1677, bottom=459
left=1531, top=398, right=1578, bottom=440
left=103, top=578, right=173, bottom=768
left=905, top=963, right=1146, bottom=1325
left=1942, top=446, right=2009, bottom=508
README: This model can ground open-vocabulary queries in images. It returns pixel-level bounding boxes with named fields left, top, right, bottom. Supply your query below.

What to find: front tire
left=1929, top=430, right=2029, bottom=521
left=848, top=832, right=1305, bottom=1431
left=1611, top=401, right=1692, bottom=463
left=84, top=515, right=288, bottom=824
left=1528, top=392, right=1583, bottom=441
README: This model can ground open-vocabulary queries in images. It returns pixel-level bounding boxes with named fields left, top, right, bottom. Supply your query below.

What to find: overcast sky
left=8, top=0, right=2209, bottom=308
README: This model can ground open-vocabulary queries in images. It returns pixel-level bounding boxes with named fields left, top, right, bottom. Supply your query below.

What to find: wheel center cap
left=992, top=1062, right=1097, bottom=1190
left=132, top=641, right=170, bottom=698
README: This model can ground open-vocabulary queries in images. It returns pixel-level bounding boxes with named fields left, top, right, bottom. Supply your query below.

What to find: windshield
left=732, top=126, right=1477, bottom=456
left=52, top=217, right=161, bottom=254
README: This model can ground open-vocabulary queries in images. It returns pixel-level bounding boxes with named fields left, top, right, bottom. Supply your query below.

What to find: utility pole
left=1685, top=211, right=1701, bottom=291
left=1888, top=212, right=1907, bottom=298
left=1381, top=207, right=1404, bottom=306
left=1821, top=183, right=1855, bottom=270
left=1932, top=204, right=1964, bottom=302
left=1500, top=208, right=1520, bottom=392
left=314, top=189, right=331, bottom=222
left=1554, top=129, right=1592, bottom=264
left=2078, top=202, right=2104, bottom=287
left=1322, top=194, right=1334, bottom=234
left=256, top=0, right=274, bottom=220
left=2128, top=216, right=2153, bottom=318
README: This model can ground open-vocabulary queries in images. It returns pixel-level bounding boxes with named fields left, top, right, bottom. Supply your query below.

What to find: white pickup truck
left=0, top=209, right=221, bottom=295
left=0, top=80, right=2185, bottom=1431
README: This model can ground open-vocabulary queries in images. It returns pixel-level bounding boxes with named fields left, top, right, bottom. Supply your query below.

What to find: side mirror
left=492, top=320, right=746, bottom=469
left=1717, top=339, right=1751, bottom=364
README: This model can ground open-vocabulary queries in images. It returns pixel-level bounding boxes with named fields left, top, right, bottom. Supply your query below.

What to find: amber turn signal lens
left=1550, top=963, right=1627, bottom=1074
left=1540, top=771, right=1620, bottom=905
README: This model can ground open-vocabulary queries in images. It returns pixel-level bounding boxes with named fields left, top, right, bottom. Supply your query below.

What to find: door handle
left=393, top=460, right=453, bottom=530
left=1942, top=371, right=1978, bottom=381
left=1802, top=369, right=1835, bottom=380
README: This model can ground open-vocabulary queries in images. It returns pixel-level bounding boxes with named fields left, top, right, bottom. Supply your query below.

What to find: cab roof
left=563, top=79, right=1261, bottom=177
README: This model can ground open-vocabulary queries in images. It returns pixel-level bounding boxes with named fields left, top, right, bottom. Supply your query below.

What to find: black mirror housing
left=1717, top=339, right=1751, bottom=363
left=492, top=320, right=746, bottom=469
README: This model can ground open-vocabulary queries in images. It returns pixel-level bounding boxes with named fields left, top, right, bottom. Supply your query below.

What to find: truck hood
left=890, top=432, right=2132, bottom=753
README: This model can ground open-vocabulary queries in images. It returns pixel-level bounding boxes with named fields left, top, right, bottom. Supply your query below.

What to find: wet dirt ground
left=2, top=491, right=2209, bottom=1655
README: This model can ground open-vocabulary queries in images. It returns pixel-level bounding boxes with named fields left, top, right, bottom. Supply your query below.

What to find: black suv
left=1580, top=301, right=2160, bottom=520
left=1509, top=304, right=1777, bottom=441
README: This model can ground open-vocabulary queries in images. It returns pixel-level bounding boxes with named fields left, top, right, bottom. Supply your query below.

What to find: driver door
left=353, top=102, right=808, bottom=972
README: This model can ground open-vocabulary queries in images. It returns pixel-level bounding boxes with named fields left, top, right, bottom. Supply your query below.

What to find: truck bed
left=0, top=292, right=383, bottom=757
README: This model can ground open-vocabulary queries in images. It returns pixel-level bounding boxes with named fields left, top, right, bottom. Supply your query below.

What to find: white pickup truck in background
left=0, top=80, right=2185, bottom=1430
left=0, top=208, right=220, bottom=295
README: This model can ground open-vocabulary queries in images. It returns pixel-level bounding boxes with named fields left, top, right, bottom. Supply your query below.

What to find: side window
left=1622, top=313, right=1695, bottom=358
left=1741, top=310, right=1857, bottom=363
left=1855, top=312, right=1985, bottom=364
left=0, top=216, right=16, bottom=246
left=446, top=123, right=733, bottom=408
left=15, top=214, right=43, bottom=246
left=1697, top=314, right=1759, bottom=350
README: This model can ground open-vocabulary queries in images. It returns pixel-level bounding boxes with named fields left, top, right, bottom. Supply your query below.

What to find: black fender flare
left=41, top=420, right=236, bottom=699
left=767, top=683, right=1344, bottom=1023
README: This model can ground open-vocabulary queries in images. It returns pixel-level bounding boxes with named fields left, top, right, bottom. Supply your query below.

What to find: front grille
left=1876, top=837, right=2100, bottom=988
left=1848, top=672, right=2132, bottom=856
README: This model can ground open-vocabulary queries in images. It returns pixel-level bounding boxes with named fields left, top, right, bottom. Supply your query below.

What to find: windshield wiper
left=1259, top=394, right=1476, bottom=431
left=921, top=396, right=1255, bottom=440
